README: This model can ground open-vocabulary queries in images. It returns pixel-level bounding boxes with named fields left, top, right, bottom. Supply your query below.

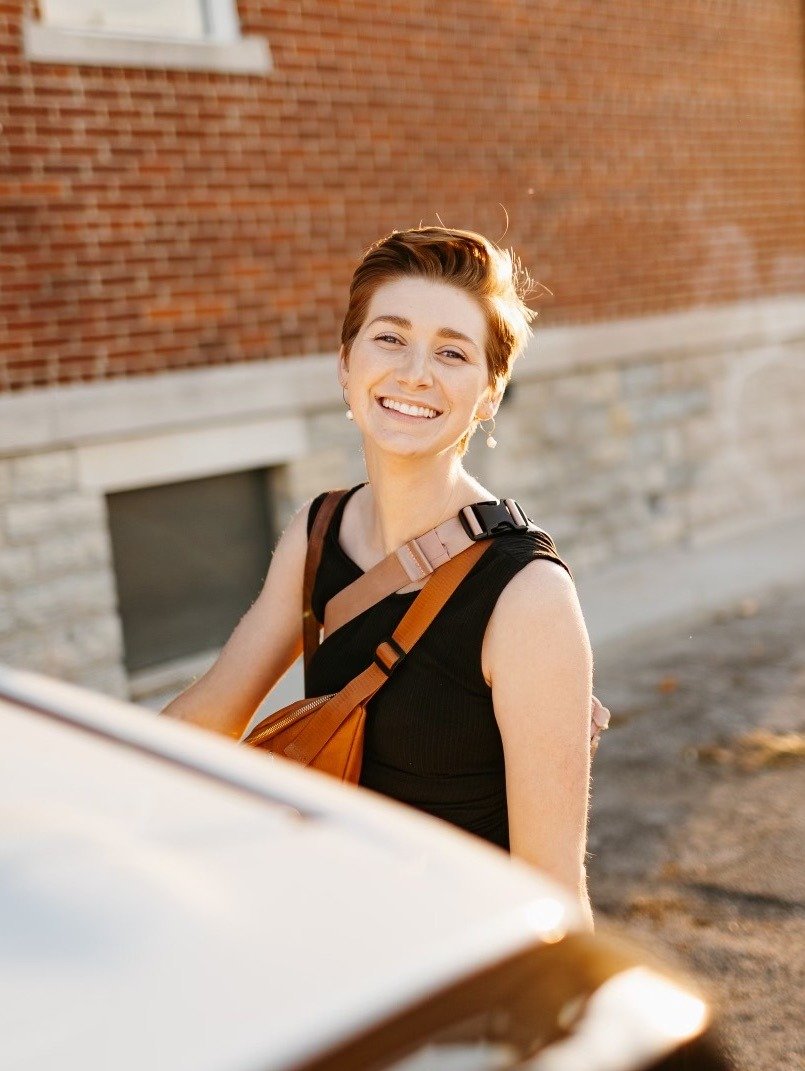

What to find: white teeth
left=381, top=398, right=440, bottom=419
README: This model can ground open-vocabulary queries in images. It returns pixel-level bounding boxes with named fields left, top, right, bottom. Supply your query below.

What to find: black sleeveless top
left=305, top=483, right=573, bottom=852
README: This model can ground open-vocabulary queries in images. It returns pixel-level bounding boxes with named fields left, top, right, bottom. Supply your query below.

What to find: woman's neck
left=361, top=450, right=489, bottom=555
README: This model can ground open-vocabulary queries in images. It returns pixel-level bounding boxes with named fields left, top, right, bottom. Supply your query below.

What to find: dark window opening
left=107, top=468, right=277, bottom=674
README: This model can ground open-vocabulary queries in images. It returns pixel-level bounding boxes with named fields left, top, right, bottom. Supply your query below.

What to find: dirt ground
left=587, top=581, right=805, bottom=1071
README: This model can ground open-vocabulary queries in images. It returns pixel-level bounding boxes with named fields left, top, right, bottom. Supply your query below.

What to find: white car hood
left=0, top=666, right=579, bottom=1071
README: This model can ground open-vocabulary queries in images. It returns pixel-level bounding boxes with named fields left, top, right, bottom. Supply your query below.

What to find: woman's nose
left=397, top=345, right=433, bottom=387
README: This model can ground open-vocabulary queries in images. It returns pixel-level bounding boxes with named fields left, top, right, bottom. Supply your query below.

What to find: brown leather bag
left=243, top=490, right=490, bottom=783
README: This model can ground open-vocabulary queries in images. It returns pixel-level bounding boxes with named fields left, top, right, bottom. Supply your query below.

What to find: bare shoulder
left=488, top=557, right=584, bottom=655
left=482, top=557, right=589, bottom=686
left=495, top=556, right=578, bottom=616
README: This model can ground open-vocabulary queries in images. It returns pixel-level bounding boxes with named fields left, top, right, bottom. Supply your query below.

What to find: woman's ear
left=338, top=345, right=348, bottom=388
left=480, top=385, right=504, bottom=421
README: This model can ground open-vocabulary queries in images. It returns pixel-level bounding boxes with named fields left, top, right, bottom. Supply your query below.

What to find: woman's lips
left=375, top=397, right=442, bottom=422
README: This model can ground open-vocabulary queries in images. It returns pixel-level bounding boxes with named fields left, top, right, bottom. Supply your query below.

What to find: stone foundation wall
left=1, top=298, right=803, bottom=699
left=466, top=332, right=805, bottom=574
left=0, top=450, right=127, bottom=696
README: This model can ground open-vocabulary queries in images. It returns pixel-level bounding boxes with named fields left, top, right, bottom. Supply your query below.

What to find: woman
left=163, top=226, right=605, bottom=927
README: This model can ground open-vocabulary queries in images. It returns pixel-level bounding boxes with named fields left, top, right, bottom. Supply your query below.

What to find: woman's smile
left=376, top=395, right=443, bottom=422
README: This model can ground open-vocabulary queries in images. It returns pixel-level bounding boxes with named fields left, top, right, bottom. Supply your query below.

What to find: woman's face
left=339, top=276, right=500, bottom=460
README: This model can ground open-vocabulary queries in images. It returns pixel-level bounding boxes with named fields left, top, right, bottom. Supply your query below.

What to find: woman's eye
left=373, top=335, right=465, bottom=362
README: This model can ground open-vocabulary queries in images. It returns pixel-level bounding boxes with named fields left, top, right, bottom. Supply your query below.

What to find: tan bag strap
left=285, top=539, right=489, bottom=767
left=323, top=497, right=536, bottom=639
left=303, top=489, right=349, bottom=682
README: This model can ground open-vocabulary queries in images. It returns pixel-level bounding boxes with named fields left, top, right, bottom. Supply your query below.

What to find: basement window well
left=106, top=467, right=278, bottom=694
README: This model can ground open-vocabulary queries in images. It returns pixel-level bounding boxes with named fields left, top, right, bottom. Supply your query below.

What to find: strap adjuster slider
left=373, top=636, right=407, bottom=677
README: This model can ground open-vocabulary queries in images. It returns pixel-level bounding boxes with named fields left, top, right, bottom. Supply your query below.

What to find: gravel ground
left=587, top=581, right=805, bottom=1071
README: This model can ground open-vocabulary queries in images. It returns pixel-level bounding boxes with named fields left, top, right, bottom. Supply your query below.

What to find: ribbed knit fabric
left=305, top=483, right=572, bottom=852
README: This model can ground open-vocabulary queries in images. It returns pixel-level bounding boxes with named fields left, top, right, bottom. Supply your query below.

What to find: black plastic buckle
left=373, top=636, right=407, bottom=677
left=459, top=500, right=529, bottom=541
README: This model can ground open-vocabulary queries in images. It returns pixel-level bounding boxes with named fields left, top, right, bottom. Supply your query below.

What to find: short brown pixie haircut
left=340, top=226, right=538, bottom=396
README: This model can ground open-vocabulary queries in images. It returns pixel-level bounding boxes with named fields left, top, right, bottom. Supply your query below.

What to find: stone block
left=308, top=411, right=361, bottom=453
left=649, top=514, right=686, bottom=548
left=609, top=491, right=653, bottom=525
left=565, top=473, right=624, bottom=515
left=666, top=461, right=695, bottom=492
left=587, top=437, right=628, bottom=471
left=549, top=371, right=617, bottom=408
left=543, top=514, right=581, bottom=546
left=685, top=487, right=735, bottom=529
left=11, top=571, right=117, bottom=628
left=612, top=526, right=653, bottom=557
left=282, top=449, right=352, bottom=506
left=77, top=662, right=128, bottom=699
left=538, top=407, right=577, bottom=448
left=0, top=545, right=37, bottom=589
left=516, top=457, right=564, bottom=495
left=517, top=378, right=549, bottom=411
left=42, top=634, right=87, bottom=676
left=4, top=493, right=106, bottom=544
left=32, top=529, right=112, bottom=576
left=480, top=457, right=516, bottom=491
left=11, top=450, right=77, bottom=498
left=43, top=615, right=124, bottom=675
left=660, top=354, right=712, bottom=391
left=5, top=500, right=55, bottom=544
left=630, top=463, right=667, bottom=495
left=0, top=594, right=13, bottom=636
left=0, top=618, right=125, bottom=690
left=584, top=369, right=620, bottom=404
left=577, top=405, right=612, bottom=441
left=607, top=402, right=635, bottom=438
left=0, top=628, right=49, bottom=672
left=620, top=363, right=661, bottom=398
left=568, top=540, right=611, bottom=576
left=633, top=429, right=665, bottom=462
left=642, top=388, right=710, bottom=425
left=661, top=426, right=686, bottom=463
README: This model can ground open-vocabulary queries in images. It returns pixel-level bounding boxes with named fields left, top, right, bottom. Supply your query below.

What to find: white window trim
left=76, top=416, right=307, bottom=494
left=22, top=1, right=272, bottom=75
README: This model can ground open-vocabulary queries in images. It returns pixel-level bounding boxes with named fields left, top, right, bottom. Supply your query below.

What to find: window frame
left=23, top=0, right=272, bottom=74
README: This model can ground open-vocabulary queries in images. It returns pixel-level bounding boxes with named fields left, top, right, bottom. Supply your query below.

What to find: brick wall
left=1, top=1, right=803, bottom=390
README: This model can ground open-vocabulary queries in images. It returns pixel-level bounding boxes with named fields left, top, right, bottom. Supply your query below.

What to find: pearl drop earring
left=480, top=416, right=497, bottom=449
left=342, top=385, right=353, bottom=421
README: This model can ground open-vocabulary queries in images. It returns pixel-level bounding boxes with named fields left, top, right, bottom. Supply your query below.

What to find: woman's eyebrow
left=366, top=315, right=479, bottom=349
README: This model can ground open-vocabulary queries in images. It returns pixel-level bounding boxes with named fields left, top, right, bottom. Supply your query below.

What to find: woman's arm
left=485, top=560, right=594, bottom=929
left=160, top=499, right=312, bottom=741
